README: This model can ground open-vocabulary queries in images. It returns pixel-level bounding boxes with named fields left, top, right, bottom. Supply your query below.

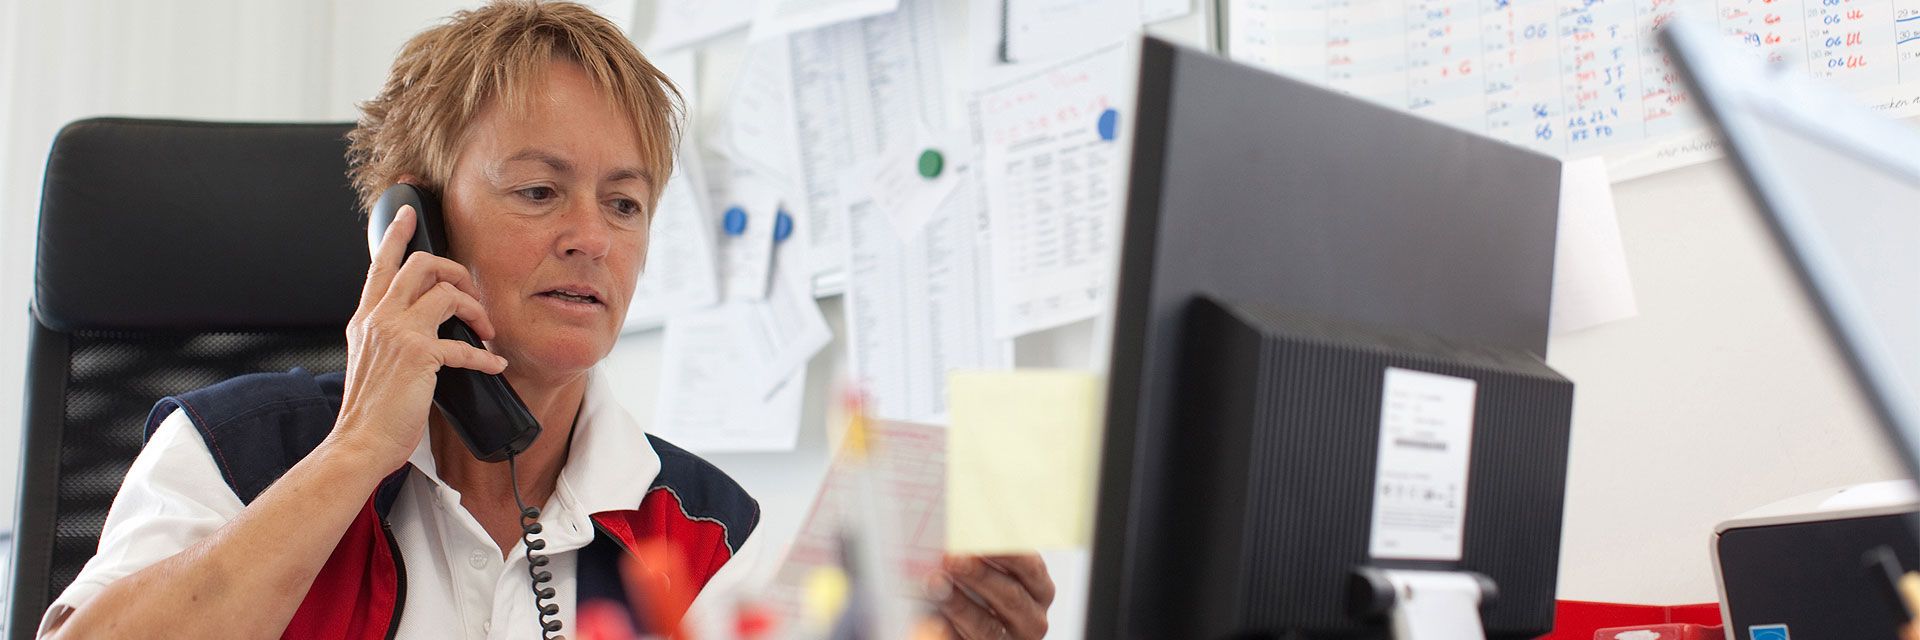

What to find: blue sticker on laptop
left=1749, top=624, right=1789, bottom=640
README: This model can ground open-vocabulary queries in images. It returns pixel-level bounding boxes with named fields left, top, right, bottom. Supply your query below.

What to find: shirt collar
left=403, top=366, right=660, bottom=516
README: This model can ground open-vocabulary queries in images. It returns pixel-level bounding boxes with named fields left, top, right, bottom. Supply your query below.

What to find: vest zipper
left=382, top=517, right=408, bottom=640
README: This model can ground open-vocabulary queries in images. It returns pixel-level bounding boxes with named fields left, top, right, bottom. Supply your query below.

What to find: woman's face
left=440, top=59, right=653, bottom=382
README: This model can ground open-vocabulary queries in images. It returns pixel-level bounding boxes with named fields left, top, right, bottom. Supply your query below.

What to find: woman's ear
left=395, top=173, right=421, bottom=187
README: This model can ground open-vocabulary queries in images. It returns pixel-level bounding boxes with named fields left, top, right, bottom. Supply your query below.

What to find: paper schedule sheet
left=978, top=43, right=1130, bottom=338
left=787, top=0, right=949, bottom=288
left=845, top=165, right=1012, bottom=424
left=762, top=419, right=947, bottom=631
left=1222, top=0, right=1920, bottom=181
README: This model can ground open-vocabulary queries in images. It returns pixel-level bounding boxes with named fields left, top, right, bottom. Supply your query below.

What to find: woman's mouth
left=538, top=288, right=602, bottom=305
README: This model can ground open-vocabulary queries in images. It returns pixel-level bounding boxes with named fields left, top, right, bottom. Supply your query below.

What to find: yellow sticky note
left=946, top=370, right=1103, bottom=554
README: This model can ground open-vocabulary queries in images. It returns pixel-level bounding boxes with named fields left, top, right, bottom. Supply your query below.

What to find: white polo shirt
left=39, top=368, right=764, bottom=638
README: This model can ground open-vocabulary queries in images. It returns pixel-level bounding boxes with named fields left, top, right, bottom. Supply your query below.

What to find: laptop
left=1663, top=16, right=1920, bottom=638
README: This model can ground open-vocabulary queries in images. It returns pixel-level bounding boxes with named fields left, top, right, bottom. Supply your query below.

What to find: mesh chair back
left=12, top=119, right=367, bottom=637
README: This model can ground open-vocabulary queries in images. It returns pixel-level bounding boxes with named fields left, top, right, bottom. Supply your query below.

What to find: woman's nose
left=556, top=196, right=611, bottom=259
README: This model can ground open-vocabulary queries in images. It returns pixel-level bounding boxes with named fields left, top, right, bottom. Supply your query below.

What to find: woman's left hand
left=936, top=553, right=1055, bottom=640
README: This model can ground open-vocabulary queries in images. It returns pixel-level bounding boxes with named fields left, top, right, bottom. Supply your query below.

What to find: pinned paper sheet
left=848, top=130, right=972, bottom=241
left=716, top=42, right=804, bottom=186
left=644, top=0, right=756, bottom=52
left=709, top=155, right=780, bottom=302
left=652, top=306, right=808, bottom=453
left=622, top=149, right=721, bottom=332
left=846, top=165, right=1012, bottom=424
left=1140, top=0, right=1193, bottom=23
left=749, top=0, right=901, bottom=42
left=787, top=0, right=948, bottom=287
left=999, top=0, right=1140, bottom=64
left=1549, top=156, right=1638, bottom=335
left=741, top=264, right=834, bottom=400
left=947, top=370, right=1103, bottom=554
left=647, top=49, right=699, bottom=115
left=579, top=0, right=640, bottom=35
left=979, top=43, right=1131, bottom=337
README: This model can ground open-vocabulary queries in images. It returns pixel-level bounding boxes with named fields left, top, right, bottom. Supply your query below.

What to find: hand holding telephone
left=367, top=183, right=541, bottom=462
left=366, top=183, right=564, bottom=638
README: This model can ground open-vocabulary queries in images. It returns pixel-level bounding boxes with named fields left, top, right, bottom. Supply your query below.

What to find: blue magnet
left=723, top=206, right=748, bottom=236
left=774, top=208, right=794, bottom=243
left=1097, top=108, right=1120, bottom=142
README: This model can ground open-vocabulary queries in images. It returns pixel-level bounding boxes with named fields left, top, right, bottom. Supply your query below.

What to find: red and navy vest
left=143, top=368, right=759, bottom=639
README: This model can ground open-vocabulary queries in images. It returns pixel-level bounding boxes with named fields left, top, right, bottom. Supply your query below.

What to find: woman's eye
left=611, top=198, right=643, bottom=218
left=518, top=186, right=556, bottom=202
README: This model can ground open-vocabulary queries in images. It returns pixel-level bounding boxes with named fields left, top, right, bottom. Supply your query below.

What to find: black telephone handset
left=367, top=184, right=564, bottom=638
left=368, top=184, right=541, bottom=461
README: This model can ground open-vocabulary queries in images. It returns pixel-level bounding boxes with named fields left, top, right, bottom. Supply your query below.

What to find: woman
left=38, top=2, right=1053, bottom=638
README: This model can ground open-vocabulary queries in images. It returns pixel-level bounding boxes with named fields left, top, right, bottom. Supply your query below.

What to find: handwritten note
left=977, top=43, right=1129, bottom=338
left=1222, top=0, right=1920, bottom=181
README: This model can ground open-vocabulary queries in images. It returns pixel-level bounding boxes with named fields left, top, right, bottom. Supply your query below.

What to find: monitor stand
left=1352, top=568, right=1496, bottom=640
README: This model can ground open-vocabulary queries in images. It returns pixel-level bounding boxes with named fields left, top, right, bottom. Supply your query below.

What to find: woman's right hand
left=328, top=204, right=508, bottom=470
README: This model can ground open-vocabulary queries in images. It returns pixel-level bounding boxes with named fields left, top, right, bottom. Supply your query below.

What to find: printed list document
left=978, top=43, right=1130, bottom=338
left=845, top=165, right=1012, bottom=424
left=624, top=150, right=722, bottom=333
left=652, top=306, right=808, bottom=453
left=787, top=0, right=948, bottom=290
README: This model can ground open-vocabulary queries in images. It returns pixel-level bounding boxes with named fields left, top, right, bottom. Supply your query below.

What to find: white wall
left=0, top=0, right=341, bottom=525
left=0, top=0, right=1908, bottom=632
left=1547, top=157, right=1907, bottom=603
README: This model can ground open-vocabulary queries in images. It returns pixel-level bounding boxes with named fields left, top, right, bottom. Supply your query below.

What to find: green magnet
left=917, top=149, right=944, bottom=179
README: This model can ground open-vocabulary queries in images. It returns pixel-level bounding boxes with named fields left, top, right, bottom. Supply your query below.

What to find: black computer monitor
left=1086, top=37, right=1575, bottom=638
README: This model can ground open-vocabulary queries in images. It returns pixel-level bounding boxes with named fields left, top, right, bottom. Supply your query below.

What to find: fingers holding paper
left=937, top=554, right=1053, bottom=640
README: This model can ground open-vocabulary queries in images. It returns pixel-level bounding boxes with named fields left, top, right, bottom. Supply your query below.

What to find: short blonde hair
left=346, top=0, right=681, bottom=215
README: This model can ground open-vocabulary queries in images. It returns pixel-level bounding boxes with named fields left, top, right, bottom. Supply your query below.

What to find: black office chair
left=10, top=118, right=368, bottom=637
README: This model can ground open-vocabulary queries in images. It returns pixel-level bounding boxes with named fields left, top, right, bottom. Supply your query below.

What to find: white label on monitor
left=1368, top=367, right=1478, bottom=562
